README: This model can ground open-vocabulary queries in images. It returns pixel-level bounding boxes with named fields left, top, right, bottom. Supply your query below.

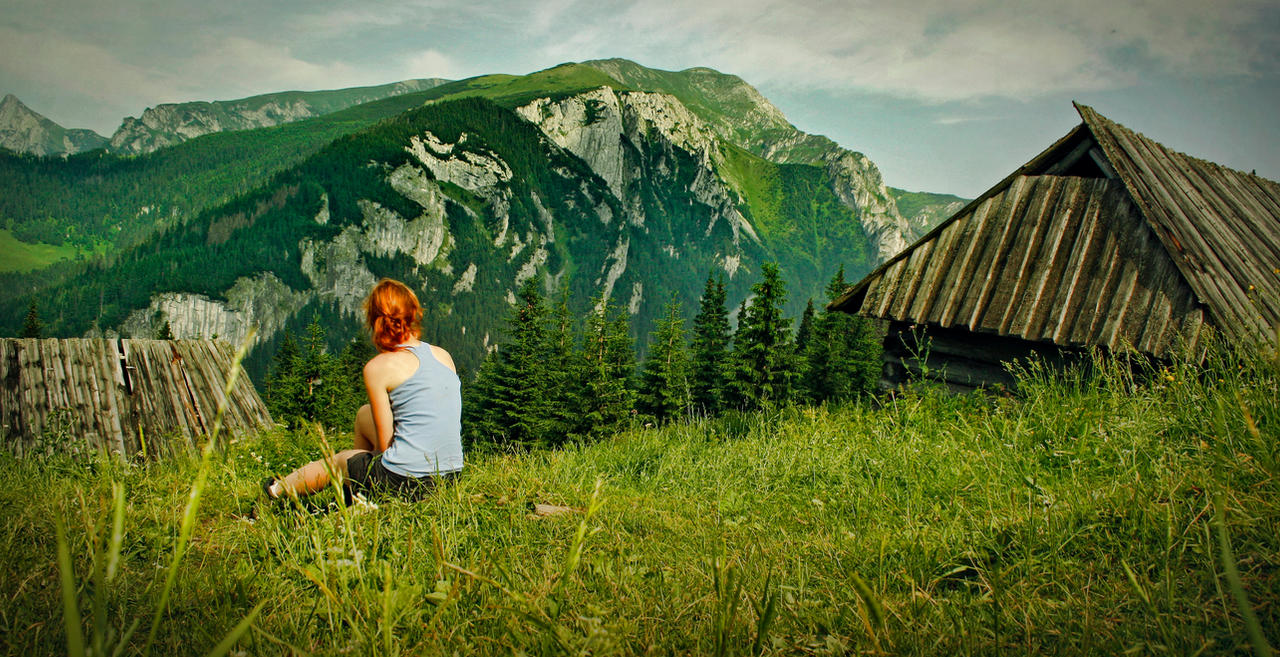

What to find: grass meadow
left=1, top=342, right=1277, bottom=655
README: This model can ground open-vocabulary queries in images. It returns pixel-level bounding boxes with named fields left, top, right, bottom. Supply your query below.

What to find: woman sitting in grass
left=263, top=278, right=464, bottom=501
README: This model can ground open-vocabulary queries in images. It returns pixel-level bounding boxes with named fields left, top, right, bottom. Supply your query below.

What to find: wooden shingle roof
left=0, top=338, right=272, bottom=458
left=832, top=104, right=1280, bottom=356
left=1079, top=104, right=1280, bottom=346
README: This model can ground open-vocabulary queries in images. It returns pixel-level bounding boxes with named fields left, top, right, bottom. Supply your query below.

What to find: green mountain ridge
left=887, top=186, right=968, bottom=235
left=106, top=78, right=450, bottom=154
left=0, top=59, right=955, bottom=383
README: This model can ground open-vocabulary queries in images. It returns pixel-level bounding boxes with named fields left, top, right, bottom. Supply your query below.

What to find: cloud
left=532, top=0, right=1280, bottom=102
left=182, top=37, right=374, bottom=98
left=400, top=49, right=461, bottom=80
left=0, top=26, right=180, bottom=107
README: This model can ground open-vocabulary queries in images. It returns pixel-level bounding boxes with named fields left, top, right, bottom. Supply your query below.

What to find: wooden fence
left=0, top=338, right=273, bottom=458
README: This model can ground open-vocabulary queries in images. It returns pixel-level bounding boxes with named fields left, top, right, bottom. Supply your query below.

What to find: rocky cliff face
left=119, top=272, right=310, bottom=345
left=517, top=87, right=756, bottom=248
left=109, top=78, right=447, bottom=154
left=581, top=61, right=913, bottom=262
left=0, top=94, right=108, bottom=156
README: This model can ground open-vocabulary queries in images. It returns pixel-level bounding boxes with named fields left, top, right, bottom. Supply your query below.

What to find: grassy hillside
left=0, top=229, right=90, bottom=273
left=3, top=343, right=1276, bottom=655
left=887, top=187, right=967, bottom=220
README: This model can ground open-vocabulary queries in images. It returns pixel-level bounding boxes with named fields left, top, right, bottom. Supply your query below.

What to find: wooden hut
left=0, top=338, right=272, bottom=458
left=830, top=103, right=1280, bottom=392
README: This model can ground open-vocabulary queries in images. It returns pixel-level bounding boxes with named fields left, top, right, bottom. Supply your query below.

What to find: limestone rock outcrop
left=0, top=94, right=108, bottom=156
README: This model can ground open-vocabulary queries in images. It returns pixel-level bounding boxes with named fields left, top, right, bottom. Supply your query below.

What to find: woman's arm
left=362, top=359, right=395, bottom=453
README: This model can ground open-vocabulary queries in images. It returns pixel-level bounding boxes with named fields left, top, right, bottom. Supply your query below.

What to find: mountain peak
left=0, top=93, right=109, bottom=156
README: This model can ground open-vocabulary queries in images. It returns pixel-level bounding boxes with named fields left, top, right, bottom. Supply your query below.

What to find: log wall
left=0, top=338, right=272, bottom=458
left=880, top=321, right=1086, bottom=393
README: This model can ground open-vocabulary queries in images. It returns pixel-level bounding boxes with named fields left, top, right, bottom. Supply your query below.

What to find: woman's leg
left=277, top=449, right=367, bottom=497
left=354, top=404, right=376, bottom=452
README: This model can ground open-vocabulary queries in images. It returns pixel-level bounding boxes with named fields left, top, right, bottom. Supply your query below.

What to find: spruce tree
left=335, top=335, right=377, bottom=423
left=298, top=316, right=349, bottom=430
left=727, top=262, right=795, bottom=410
left=802, top=266, right=883, bottom=403
left=543, top=287, right=582, bottom=443
left=467, top=279, right=554, bottom=449
left=638, top=297, right=691, bottom=423
left=20, top=300, right=42, bottom=338
left=265, top=330, right=305, bottom=428
left=795, top=299, right=815, bottom=361
left=688, top=273, right=731, bottom=416
left=576, top=295, right=636, bottom=440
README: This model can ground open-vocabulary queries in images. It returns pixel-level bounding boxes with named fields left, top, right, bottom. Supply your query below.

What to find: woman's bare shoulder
left=429, top=344, right=457, bottom=373
left=363, top=350, right=408, bottom=375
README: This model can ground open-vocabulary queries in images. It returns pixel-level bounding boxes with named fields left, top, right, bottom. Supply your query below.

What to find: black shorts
left=345, top=451, right=458, bottom=500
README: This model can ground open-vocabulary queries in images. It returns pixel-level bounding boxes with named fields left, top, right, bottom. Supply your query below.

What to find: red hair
left=364, top=279, right=423, bottom=352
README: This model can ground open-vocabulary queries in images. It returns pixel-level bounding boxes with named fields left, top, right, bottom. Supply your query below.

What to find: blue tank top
left=380, top=342, right=464, bottom=477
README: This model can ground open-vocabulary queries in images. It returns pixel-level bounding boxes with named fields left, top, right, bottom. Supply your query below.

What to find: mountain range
left=0, top=59, right=965, bottom=381
left=0, top=79, right=450, bottom=156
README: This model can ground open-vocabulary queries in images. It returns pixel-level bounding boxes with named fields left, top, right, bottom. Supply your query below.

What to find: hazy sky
left=2, top=0, right=1277, bottom=197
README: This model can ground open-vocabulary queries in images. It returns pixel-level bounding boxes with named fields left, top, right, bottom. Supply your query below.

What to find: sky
left=1, top=0, right=1277, bottom=198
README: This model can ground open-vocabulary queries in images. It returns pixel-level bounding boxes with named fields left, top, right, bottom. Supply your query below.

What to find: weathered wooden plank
left=1048, top=181, right=1112, bottom=344
left=1077, top=232, right=1126, bottom=346
left=0, top=341, right=18, bottom=447
left=1099, top=261, right=1142, bottom=351
left=1, top=338, right=271, bottom=459
left=1017, top=178, right=1091, bottom=339
left=910, top=209, right=965, bottom=323
left=891, top=240, right=935, bottom=320
left=1105, top=126, right=1267, bottom=339
left=938, top=195, right=999, bottom=327
left=872, top=260, right=906, bottom=318
left=998, top=176, right=1070, bottom=335
left=961, top=177, right=1031, bottom=330
left=63, top=341, right=92, bottom=450
left=991, top=178, right=1060, bottom=335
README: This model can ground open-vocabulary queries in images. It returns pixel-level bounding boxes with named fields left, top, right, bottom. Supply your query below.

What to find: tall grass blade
left=56, top=518, right=86, bottom=657
left=850, top=571, right=885, bottom=630
left=1215, top=493, right=1275, bottom=657
left=750, top=570, right=779, bottom=656
left=142, top=330, right=255, bottom=655
left=106, top=482, right=125, bottom=581
left=201, top=600, right=265, bottom=657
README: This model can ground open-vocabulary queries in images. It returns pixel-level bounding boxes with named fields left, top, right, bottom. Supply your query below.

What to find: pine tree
left=802, top=266, right=883, bottom=403
left=263, top=316, right=354, bottom=431
left=727, top=262, right=795, bottom=410
left=265, top=330, right=305, bottom=428
left=335, top=335, right=377, bottom=423
left=466, top=279, right=554, bottom=449
left=20, top=300, right=42, bottom=338
left=543, top=287, right=582, bottom=443
left=575, top=295, right=636, bottom=440
left=795, top=299, right=815, bottom=360
left=688, top=273, right=731, bottom=416
left=638, top=297, right=691, bottom=423
left=155, top=321, right=174, bottom=340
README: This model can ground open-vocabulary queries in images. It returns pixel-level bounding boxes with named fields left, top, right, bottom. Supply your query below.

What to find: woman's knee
left=332, top=449, right=366, bottom=478
left=355, top=404, right=373, bottom=432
